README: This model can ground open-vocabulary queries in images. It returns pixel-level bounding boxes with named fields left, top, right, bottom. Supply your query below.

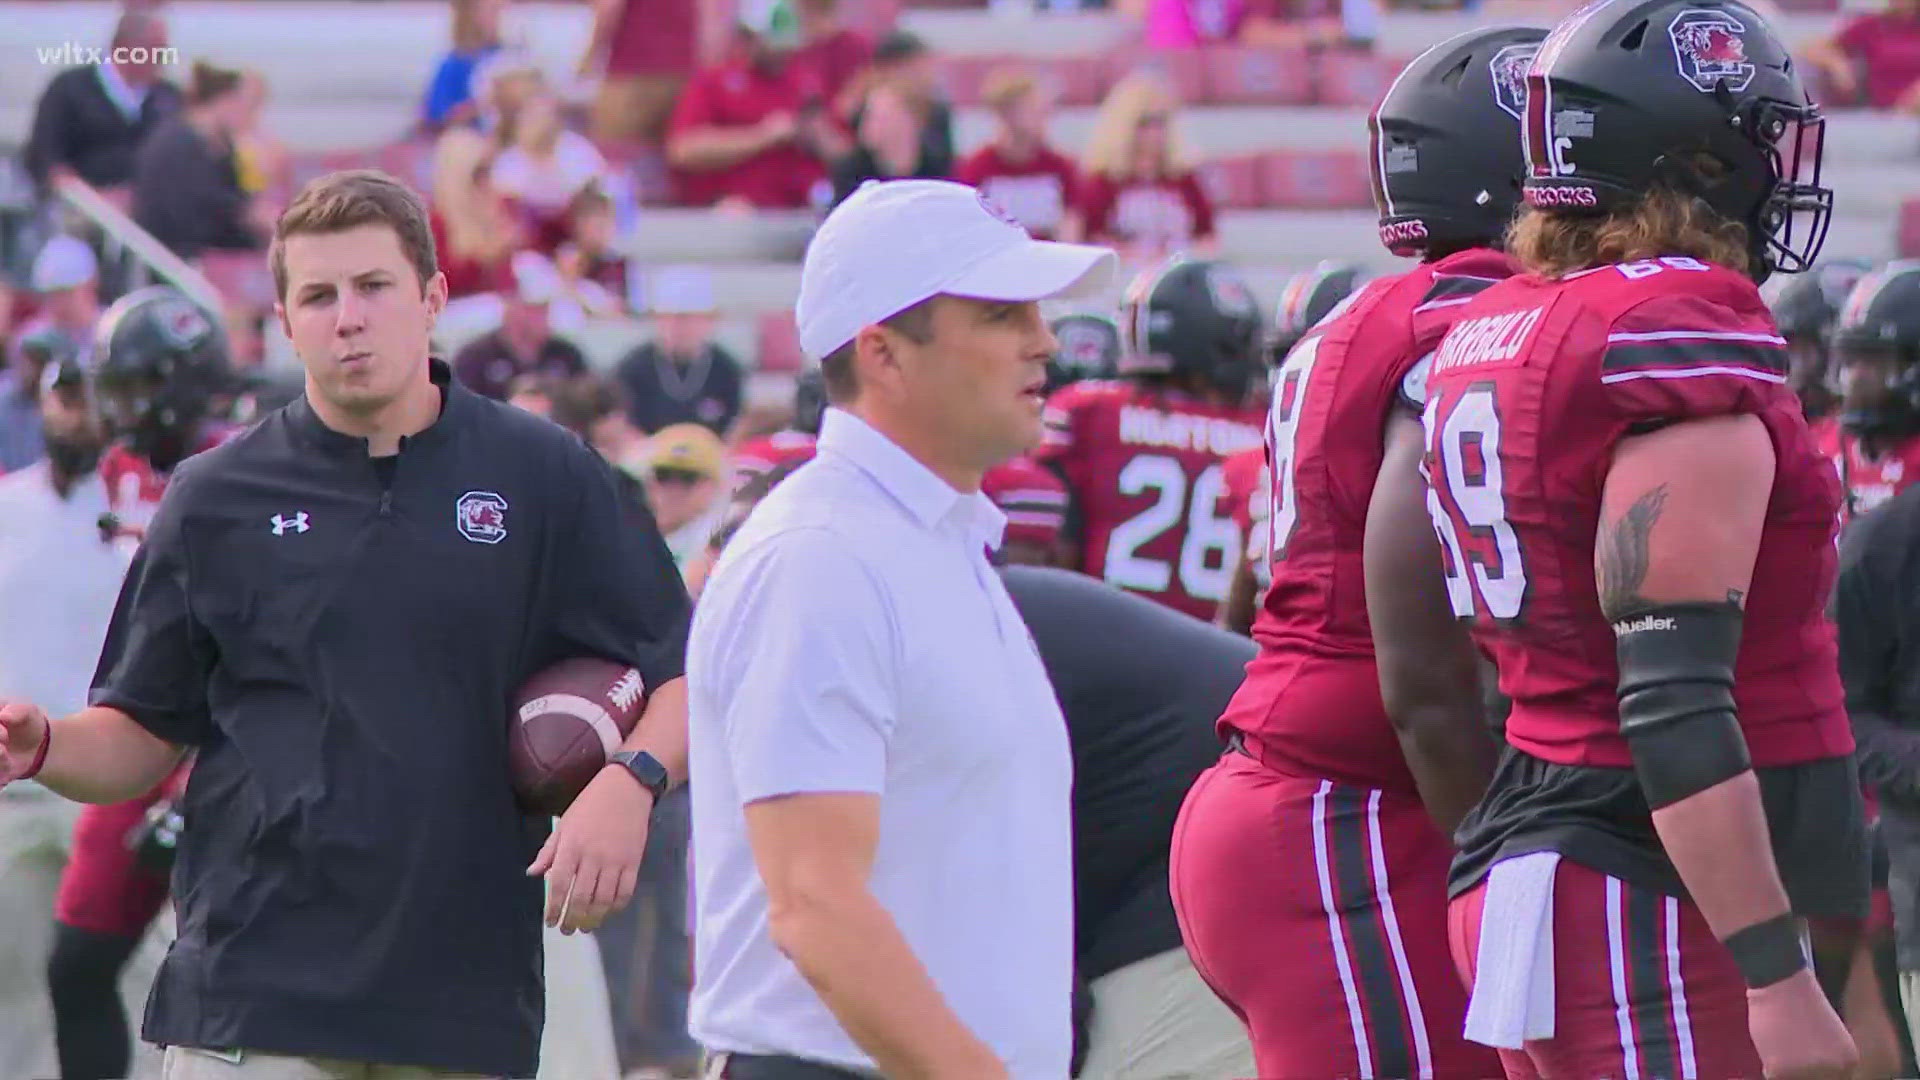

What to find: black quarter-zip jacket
left=88, top=360, right=690, bottom=1075
left=1835, top=482, right=1920, bottom=971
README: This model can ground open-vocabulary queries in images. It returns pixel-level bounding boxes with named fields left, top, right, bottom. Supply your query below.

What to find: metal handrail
left=52, top=174, right=226, bottom=315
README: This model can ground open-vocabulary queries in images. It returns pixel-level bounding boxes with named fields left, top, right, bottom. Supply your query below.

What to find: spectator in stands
left=956, top=68, right=1079, bottom=240
left=557, top=185, right=633, bottom=308
left=551, top=374, right=651, bottom=476
left=642, top=422, right=729, bottom=565
left=666, top=24, right=834, bottom=209
left=233, top=72, right=288, bottom=210
left=2, top=238, right=102, bottom=471
left=582, top=0, right=701, bottom=148
left=1808, top=0, right=1920, bottom=112
left=493, top=88, right=613, bottom=244
left=12, top=236, right=102, bottom=373
left=1065, top=72, right=1215, bottom=259
left=1126, top=0, right=1368, bottom=50
left=471, top=50, right=547, bottom=137
left=615, top=266, right=744, bottom=435
left=424, top=0, right=508, bottom=132
left=25, top=9, right=182, bottom=194
left=451, top=266, right=589, bottom=399
left=844, top=31, right=956, bottom=178
left=133, top=61, right=274, bottom=261
left=788, top=0, right=874, bottom=116
left=829, top=82, right=949, bottom=206
left=430, top=129, right=528, bottom=299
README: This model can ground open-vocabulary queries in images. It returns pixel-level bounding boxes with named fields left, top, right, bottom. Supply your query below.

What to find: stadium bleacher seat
left=1195, top=155, right=1266, bottom=210
left=1202, top=46, right=1315, bottom=106
left=1260, top=149, right=1373, bottom=209
left=1312, top=50, right=1409, bottom=108
left=1900, top=198, right=1920, bottom=258
left=1102, top=47, right=1212, bottom=106
left=755, top=310, right=805, bottom=374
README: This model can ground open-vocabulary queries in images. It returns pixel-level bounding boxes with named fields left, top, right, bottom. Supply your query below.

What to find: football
left=508, top=657, right=650, bottom=816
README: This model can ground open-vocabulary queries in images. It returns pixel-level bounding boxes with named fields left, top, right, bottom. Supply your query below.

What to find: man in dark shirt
left=614, top=267, right=742, bottom=435
left=26, top=10, right=183, bottom=191
left=451, top=276, right=588, bottom=401
left=0, top=170, right=691, bottom=1079
left=999, top=566, right=1255, bottom=1078
left=1837, top=482, right=1920, bottom=1055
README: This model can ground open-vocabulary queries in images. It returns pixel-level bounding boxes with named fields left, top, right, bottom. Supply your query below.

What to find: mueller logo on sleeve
left=456, top=491, right=510, bottom=544
left=1612, top=613, right=1678, bottom=637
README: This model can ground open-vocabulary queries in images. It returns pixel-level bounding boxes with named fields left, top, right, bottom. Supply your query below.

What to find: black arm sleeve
left=1834, top=506, right=1920, bottom=803
left=88, top=469, right=215, bottom=745
left=543, top=440, right=692, bottom=690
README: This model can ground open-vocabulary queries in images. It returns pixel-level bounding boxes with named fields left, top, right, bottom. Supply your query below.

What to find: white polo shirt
left=687, top=409, right=1074, bottom=1077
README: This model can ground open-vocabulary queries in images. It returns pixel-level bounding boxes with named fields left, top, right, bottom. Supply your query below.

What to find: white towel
left=1462, top=850, right=1561, bottom=1049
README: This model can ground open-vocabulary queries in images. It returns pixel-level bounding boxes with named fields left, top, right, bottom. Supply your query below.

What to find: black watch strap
left=609, top=750, right=671, bottom=803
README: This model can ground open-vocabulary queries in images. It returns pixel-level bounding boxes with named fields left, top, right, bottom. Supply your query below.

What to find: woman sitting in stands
left=132, top=61, right=276, bottom=262
left=429, top=128, right=528, bottom=299
left=1063, top=71, right=1216, bottom=264
left=491, top=88, right=613, bottom=250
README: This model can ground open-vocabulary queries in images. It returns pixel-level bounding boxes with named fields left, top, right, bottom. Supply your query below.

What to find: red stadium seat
left=1203, top=45, right=1314, bottom=106
left=1043, top=55, right=1109, bottom=108
left=1313, top=49, right=1409, bottom=108
left=198, top=250, right=277, bottom=311
left=375, top=139, right=436, bottom=192
left=1103, top=47, right=1212, bottom=105
left=755, top=311, right=805, bottom=373
left=1195, top=155, right=1266, bottom=209
left=1258, top=149, right=1374, bottom=209
left=1900, top=198, right=1920, bottom=258
left=937, top=54, right=1011, bottom=109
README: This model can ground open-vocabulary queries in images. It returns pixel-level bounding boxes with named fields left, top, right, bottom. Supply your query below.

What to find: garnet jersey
left=1221, top=447, right=1270, bottom=591
left=1036, top=380, right=1263, bottom=619
left=981, top=454, right=1069, bottom=551
left=1216, top=249, right=1513, bottom=792
left=1811, top=418, right=1920, bottom=523
left=729, top=429, right=818, bottom=491
left=1422, top=257, right=1852, bottom=770
left=99, top=427, right=239, bottom=546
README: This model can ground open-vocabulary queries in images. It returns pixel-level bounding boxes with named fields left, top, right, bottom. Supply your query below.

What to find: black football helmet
left=793, top=368, right=827, bottom=436
left=1763, top=258, right=1869, bottom=418
left=1829, top=261, right=1920, bottom=441
left=1370, top=25, right=1548, bottom=258
left=1119, top=257, right=1264, bottom=399
left=1047, top=313, right=1121, bottom=393
left=1519, top=0, right=1830, bottom=281
left=91, top=286, right=231, bottom=471
left=1268, top=262, right=1370, bottom=364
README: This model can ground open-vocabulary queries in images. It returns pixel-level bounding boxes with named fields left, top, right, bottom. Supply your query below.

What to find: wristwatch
left=608, top=750, right=671, bottom=804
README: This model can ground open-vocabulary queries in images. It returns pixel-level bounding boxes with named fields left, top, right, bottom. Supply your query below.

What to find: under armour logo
left=270, top=512, right=311, bottom=535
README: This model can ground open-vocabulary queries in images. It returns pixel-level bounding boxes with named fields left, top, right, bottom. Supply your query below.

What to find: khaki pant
left=1078, top=946, right=1256, bottom=1080
left=590, top=75, right=686, bottom=146
left=1894, top=969, right=1920, bottom=1061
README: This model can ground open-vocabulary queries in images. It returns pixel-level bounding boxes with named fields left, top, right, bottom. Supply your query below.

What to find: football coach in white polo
left=686, top=179, right=1118, bottom=1079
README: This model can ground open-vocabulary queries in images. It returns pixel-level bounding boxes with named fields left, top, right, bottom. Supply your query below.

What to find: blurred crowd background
left=4, top=0, right=1920, bottom=1075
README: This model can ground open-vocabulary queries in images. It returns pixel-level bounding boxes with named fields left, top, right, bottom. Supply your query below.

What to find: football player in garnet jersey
left=1216, top=262, right=1368, bottom=635
left=1409, top=2, right=1867, bottom=1076
left=1034, top=258, right=1265, bottom=619
left=729, top=369, right=828, bottom=491
left=1818, top=261, right=1920, bottom=523
left=45, top=286, right=230, bottom=1080
left=1167, top=27, right=1540, bottom=1080
left=1763, top=257, right=1868, bottom=422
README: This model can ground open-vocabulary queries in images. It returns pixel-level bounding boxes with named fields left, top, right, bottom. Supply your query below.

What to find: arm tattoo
left=1597, top=483, right=1669, bottom=617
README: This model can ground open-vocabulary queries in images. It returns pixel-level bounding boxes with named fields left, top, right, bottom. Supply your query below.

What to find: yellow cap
left=646, top=423, right=725, bottom=480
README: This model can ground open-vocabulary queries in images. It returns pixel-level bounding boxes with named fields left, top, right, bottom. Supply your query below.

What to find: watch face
left=618, top=751, right=670, bottom=796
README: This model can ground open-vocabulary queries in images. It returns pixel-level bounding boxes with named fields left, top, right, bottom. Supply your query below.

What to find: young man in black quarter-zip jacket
left=0, top=169, right=693, bottom=1080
